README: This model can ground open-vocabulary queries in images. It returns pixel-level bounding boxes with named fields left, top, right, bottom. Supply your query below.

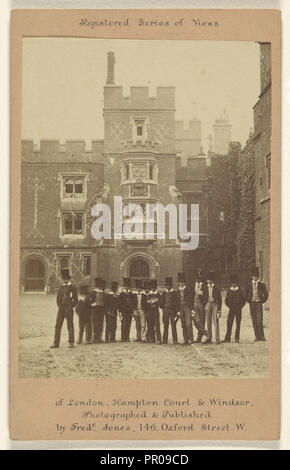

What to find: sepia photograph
left=19, top=38, right=271, bottom=380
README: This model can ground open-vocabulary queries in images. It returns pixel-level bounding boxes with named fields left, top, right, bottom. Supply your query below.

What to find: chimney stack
left=106, top=51, right=115, bottom=85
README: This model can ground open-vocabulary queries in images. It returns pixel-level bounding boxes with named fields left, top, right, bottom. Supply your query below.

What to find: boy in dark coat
left=245, top=266, right=269, bottom=341
left=118, top=278, right=135, bottom=342
left=105, top=281, right=119, bottom=343
left=75, top=284, right=92, bottom=344
left=50, top=268, right=78, bottom=348
left=222, top=274, right=245, bottom=343
left=176, top=272, right=194, bottom=345
left=192, top=268, right=208, bottom=343
left=160, top=277, right=178, bottom=344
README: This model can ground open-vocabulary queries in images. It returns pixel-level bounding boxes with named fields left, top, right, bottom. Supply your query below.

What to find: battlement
left=21, top=139, right=104, bottom=163
left=175, top=120, right=201, bottom=139
left=104, top=86, right=175, bottom=109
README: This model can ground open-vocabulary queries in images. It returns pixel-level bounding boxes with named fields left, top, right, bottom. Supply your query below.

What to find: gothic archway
left=24, top=258, right=46, bottom=292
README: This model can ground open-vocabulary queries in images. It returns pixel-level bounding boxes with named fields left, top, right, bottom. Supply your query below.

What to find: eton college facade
left=20, top=45, right=271, bottom=294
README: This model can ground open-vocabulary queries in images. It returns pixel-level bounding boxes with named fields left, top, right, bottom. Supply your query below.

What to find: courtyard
left=18, top=294, right=269, bottom=379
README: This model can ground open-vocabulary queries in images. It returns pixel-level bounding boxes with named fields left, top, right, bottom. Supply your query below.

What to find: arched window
left=24, top=258, right=45, bottom=291
left=129, top=258, right=150, bottom=278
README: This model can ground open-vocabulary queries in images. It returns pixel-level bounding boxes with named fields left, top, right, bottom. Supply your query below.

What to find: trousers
left=54, top=304, right=74, bottom=345
left=249, top=302, right=265, bottom=340
left=205, top=301, right=220, bottom=342
left=162, top=307, right=178, bottom=343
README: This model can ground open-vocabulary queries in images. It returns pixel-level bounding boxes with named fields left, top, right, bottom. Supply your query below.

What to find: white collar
left=230, top=286, right=239, bottom=291
left=207, top=282, right=215, bottom=287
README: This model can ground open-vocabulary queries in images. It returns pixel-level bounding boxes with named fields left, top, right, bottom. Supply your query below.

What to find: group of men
left=50, top=266, right=268, bottom=349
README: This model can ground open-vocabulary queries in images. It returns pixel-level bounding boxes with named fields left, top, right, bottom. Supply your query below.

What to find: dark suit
left=119, top=290, right=135, bottom=341
left=176, top=286, right=194, bottom=344
left=53, top=283, right=78, bottom=346
left=147, top=291, right=162, bottom=343
left=160, top=289, right=178, bottom=344
left=105, top=291, right=119, bottom=342
left=246, top=281, right=268, bottom=340
left=75, top=295, right=92, bottom=343
left=224, top=288, right=245, bottom=342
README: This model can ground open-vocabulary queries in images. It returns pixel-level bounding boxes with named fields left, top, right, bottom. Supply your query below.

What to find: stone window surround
left=58, top=172, right=89, bottom=201
left=120, top=158, right=158, bottom=184
left=82, top=252, right=92, bottom=277
left=59, top=210, right=86, bottom=239
left=56, top=252, right=72, bottom=277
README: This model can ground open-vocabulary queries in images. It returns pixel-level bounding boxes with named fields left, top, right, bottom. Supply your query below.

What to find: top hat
left=61, top=268, right=71, bottom=280
left=206, top=270, right=215, bottom=281
left=230, top=273, right=238, bottom=284
left=111, top=281, right=118, bottom=292
left=251, top=266, right=259, bottom=277
left=79, top=284, right=89, bottom=295
left=195, top=267, right=203, bottom=279
left=165, top=277, right=173, bottom=287
left=123, top=277, right=131, bottom=288
left=150, top=279, right=157, bottom=290
left=177, top=272, right=186, bottom=283
left=94, top=277, right=103, bottom=288
left=135, top=279, right=143, bottom=289
left=101, top=279, right=106, bottom=289
left=144, top=279, right=151, bottom=290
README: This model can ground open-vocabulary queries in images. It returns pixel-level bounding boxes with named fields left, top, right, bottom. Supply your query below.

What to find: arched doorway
left=24, top=258, right=45, bottom=292
left=129, top=258, right=150, bottom=284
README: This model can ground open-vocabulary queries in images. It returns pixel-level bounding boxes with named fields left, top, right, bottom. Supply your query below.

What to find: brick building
left=252, top=43, right=271, bottom=288
left=20, top=52, right=210, bottom=292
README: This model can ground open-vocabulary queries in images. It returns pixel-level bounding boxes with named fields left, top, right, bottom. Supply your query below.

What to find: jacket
left=246, top=281, right=268, bottom=304
left=203, top=284, right=222, bottom=311
left=225, top=288, right=246, bottom=310
left=57, top=283, right=78, bottom=308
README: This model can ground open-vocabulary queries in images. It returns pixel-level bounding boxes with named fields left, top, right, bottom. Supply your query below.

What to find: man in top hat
left=133, top=280, right=147, bottom=342
left=119, top=278, right=135, bottom=342
left=75, top=284, right=92, bottom=345
left=90, top=277, right=106, bottom=343
left=50, top=268, right=78, bottom=348
left=176, top=272, right=194, bottom=345
left=147, top=279, right=162, bottom=344
left=222, top=274, right=245, bottom=343
left=246, top=267, right=268, bottom=341
left=105, top=281, right=119, bottom=343
left=203, top=270, right=222, bottom=345
left=160, top=277, right=178, bottom=344
left=192, top=268, right=207, bottom=343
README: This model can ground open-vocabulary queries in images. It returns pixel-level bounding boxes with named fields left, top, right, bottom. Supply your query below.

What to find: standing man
left=143, top=280, right=153, bottom=343
left=176, top=272, right=194, bottom=345
left=192, top=268, right=207, bottom=343
left=203, top=271, right=222, bottom=345
left=75, top=284, right=92, bottom=345
left=246, top=267, right=268, bottom=341
left=119, top=278, right=135, bottom=342
left=90, top=277, right=105, bottom=343
left=222, top=274, right=245, bottom=343
left=50, top=268, right=78, bottom=349
left=105, top=281, right=119, bottom=343
left=133, top=280, right=147, bottom=343
left=160, top=277, right=178, bottom=344
left=148, top=279, right=162, bottom=344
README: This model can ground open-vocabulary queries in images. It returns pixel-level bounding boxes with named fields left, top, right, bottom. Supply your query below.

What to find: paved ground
left=19, top=294, right=269, bottom=379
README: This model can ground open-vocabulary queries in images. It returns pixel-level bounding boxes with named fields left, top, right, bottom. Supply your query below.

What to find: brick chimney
left=106, top=51, right=115, bottom=85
